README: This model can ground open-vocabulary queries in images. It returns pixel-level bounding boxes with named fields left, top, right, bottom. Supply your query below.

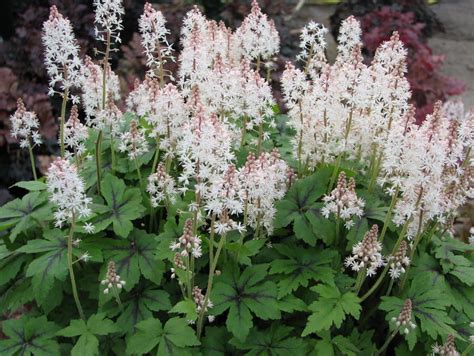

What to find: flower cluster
left=101, top=261, right=126, bottom=294
left=235, top=0, right=279, bottom=62
left=118, top=119, right=149, bottom=160
left=296, top=21, right=328, bottom=73
left=9, top=98, right=42, bottom=149
left=431, top=335, right=459, bottom=356
left=170, top=253, right=186, bottom=280
left=93, top=0, right=124, bottom=44
left=239, top=150, right=291, bottom=235
left=128, top=80, right=187, bottom=157
left=64, top=105, right=88, bottom=157
left=206, top=165, right=244, bottom=234
left=192, top=286, right=214, bottom=322
left=81, top=56, right=121, bottom=125
left=345, top=225, right=384, bottom=276
left=46, top=158, right=92, bottom=227
left=147, top=163, right=177, bottom=207
left=170, top=219, right=202, bottom=259
left=386, top=101, right=474, bottom=239
left=139, top=3, right=174, bottom=75
left=391, top=299, right=416, bottom=334
left=42, top=5, right=81, bottom=95
left=388, top=240, right=410, bottom=279
left=322, top=172, right=365, bottom=228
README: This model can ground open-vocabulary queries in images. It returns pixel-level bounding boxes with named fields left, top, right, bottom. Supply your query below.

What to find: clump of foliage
left=1, top=1, right=473, bottom=355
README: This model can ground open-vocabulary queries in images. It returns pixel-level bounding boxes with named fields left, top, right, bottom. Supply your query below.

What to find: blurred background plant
left=330, top=0, right=465, bottom=122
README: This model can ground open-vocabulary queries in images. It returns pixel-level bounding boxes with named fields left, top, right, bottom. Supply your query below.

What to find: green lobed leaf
left=269, top=244, right=336, bottom=298
left=302, top=284, right=361, bottom=336
left=0, top=191, right=51, bottom=241
left=91, top=174, right=145, bottom=238
left=274, top=167, right=332, bottom=245
left=116, top=286, right=171, bottom=332
left=212, top=264, right=280, bottom=341
left=103, top=228, right=165, bottom=290
left=57, top=313, right=120, bottom=356
left=0, top=316, right=60, bottom=356
left=126, top=317, right=199, bottom=355
left=230, top=324, right=307, bottom=355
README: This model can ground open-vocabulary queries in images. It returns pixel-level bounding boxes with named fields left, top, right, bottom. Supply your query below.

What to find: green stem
left=368, top=151, right=383, bottom=193
left=134, top=158, right=144, bottom=188
left=110, top=126, right=115, bottom=172
left=328, top=154, right=342, bottom=193
left=151, top=136, right=161, bottom=174
left=59, top=86, right=69, bottom=158
left=399, top=211, right=426, bottom=290
left=197, top=233, right=226, bottom=339
left=95, top=130, right=103, bottom=195
left=112, top=286, right=123, bottom=311
left=360, top=219, right=410, bottom=302
left=27, top=140, right=37, bottom=180
left=461, top=343, right=474, bottom=356
left=209, top=215, right=216, bottom=267
left=257, top=122, right=263, bottom=155
left=375, top=328, right=399, bottom=356
left=67, top=215, right=85, bottom=320
left=354, top=269, right=366, bottom=294
left=297, top=102, right=304, bottom=176
left=386, top=278, right=394, bottom=296
left=240, top=116, right=247, bottom=149
left=379, top=187, right=399, bottom=243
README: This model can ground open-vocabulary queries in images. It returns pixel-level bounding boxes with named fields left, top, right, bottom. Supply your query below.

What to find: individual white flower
left=101, top=261, right=126, bottom=294
left=118, top=119, right=149, bottom=160
left=9, top=98, right=42, bottom=149
left=322, top=172, right=364, bottom=229
left=42, top=5, right=82, bottom=94
left=345, top=225, right=384, bottom=276
left=64, top=105, right=88, bottom=156
left=93, top=0, right=124, bottom=44
left=78, top=252, right=91, bottom=263
left=235, top=0, right=279, bottom=62
left=84, top=222, right=95, bottom=234
left=139, top=3, right=174, bottom=75
left=47, top=158, right=92, bottom=227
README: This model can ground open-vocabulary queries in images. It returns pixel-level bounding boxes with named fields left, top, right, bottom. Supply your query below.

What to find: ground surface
left=430, top=0, right=474, bottom=108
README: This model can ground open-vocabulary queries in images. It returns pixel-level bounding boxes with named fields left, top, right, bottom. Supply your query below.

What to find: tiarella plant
left=0, top=1, right=473, bottom=355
